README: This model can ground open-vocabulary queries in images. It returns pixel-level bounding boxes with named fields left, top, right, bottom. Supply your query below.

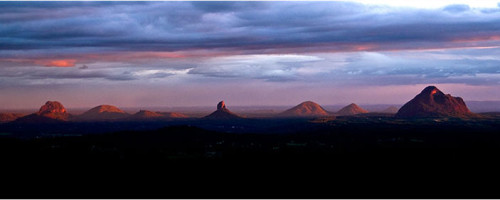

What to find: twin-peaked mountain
left=279, top=101, right=370, bottom=117
left=76, top=105, right=189, bottom=121
left=396, top=86, right=475, bottom=118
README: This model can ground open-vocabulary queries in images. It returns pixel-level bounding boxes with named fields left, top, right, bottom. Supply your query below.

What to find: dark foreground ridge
left=1, top=115, right=500, bottom=198
left=0, top=86, right=498, bottom=198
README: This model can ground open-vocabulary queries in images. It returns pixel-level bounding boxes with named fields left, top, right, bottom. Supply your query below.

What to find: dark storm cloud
left=2, top=1, right=500, bottom=55
left=1, top=1, right=500, bottom=89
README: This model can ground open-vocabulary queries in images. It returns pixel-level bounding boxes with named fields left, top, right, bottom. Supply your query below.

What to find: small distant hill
left=204, top=101, right=242, bottom=119
left=381, top=106, right=399, bottom=114
left=14, top=101, right=71, bottom=123
left=280, top=101, right=331, bottom=117
left=77, top=105, right=129, bottom=121
left=395, top=86, right=476, bottom=118
left=130, top=110, right=188, bottom=120
left=158, top=112, right=188, bottom=118
left=0, top=113, right=24, bottom=123
left=336, top=103, right=369, bottom=116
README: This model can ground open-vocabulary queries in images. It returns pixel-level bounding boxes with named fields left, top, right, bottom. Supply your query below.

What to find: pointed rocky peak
left=336, top=103, right=369, bottom=116
left=422, top=86, right=440, bottom=95
left=37, top=101, right=67, bottom=115
left=396, top=85, right=475, bottom=118
left=217, top=101, right=226, bottom=110
left=204, top=101, right=241, bottom=119
left=280, top=101, right=330, bottom=117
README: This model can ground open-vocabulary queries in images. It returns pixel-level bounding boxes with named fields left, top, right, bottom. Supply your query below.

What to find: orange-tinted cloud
left=36, top=59, right=76, bottom=67
left=451, top=35, right=500, bottom=43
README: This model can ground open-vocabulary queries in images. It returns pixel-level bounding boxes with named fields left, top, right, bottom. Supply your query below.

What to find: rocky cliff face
left=37, top=101, right=70, bottom=120
left=395, top=86, right=475, bottom=118
left=280, top=101, right=330, bottom=117
left=14, top=101, right=71, bottom=122
left=336, top=103, right=369, bottom=116
left=217, top=101, right=226, bottom=110
left=38, top=101, right=66, bottom=115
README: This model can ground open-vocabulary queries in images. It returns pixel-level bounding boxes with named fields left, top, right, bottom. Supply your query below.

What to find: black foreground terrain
left=1, top=115, right=500, bottom=198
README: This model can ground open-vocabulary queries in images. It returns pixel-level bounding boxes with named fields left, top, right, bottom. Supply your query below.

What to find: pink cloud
left=36, top=59, right=76, bottom=67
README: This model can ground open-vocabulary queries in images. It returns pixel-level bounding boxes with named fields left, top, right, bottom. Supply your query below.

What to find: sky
left=1, top=1, right=500, bottom=109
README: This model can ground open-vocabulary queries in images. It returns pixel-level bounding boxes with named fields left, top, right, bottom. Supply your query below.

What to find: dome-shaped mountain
left=14, top=101, right=71, bottom=122
left=280, top=101, right=330, bottom=117
left=133, top=110, right=164, bottom=118
left=130, top=110, right=188, bottom=120
left=336, top=103, right=369, bottom=116
left=204, top=101, right=241, bottom=119
left=0, top=113, right=24, bottom=123
left=395, top=86, right=475, bottom=118
left=77, top=105, right=129, bottom=121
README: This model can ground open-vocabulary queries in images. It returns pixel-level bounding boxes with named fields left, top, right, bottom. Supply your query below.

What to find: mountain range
left=1, top=86, right=485, bottom=123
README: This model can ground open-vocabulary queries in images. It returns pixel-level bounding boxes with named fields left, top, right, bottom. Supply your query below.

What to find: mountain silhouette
left=77, top=105, right=129, bottom=121
left=130, top=110, right=188, bottom=120
left=336, top=103, right=369, bottom=116
left=381, top=106, right=399, bottom=114
left=158, top=112, right=188, bottom=118
left=280, top=101, right=330, bottom=117
left=14, top=101, right=71, bottom=123
left=0, top=113, right=24, bottom=123
left=395, top=86, right=475, bottom=118
left=204, top=101, right=241, bottom=119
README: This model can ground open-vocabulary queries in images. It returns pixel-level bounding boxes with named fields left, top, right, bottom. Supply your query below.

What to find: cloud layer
left=1, top=1, right=500, bottom=108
